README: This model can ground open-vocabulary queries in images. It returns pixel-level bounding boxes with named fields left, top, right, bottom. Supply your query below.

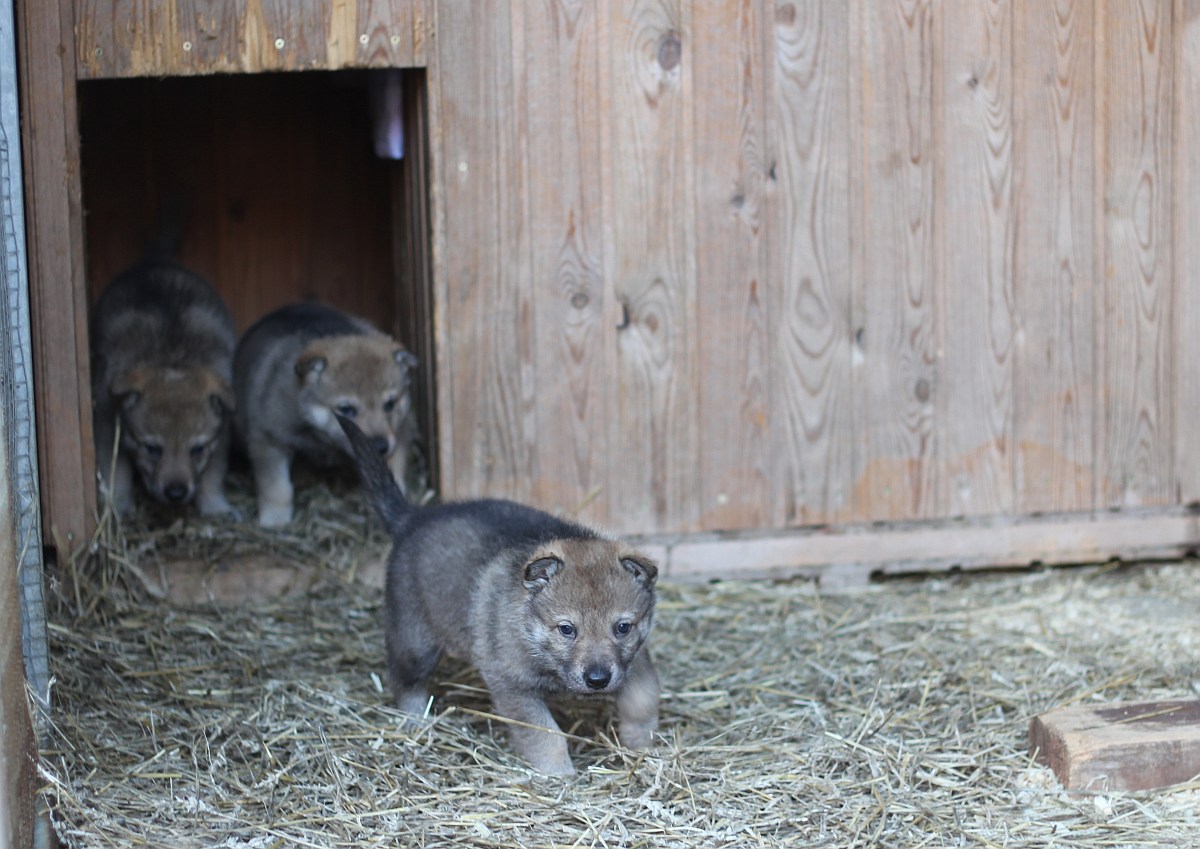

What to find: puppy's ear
left=295, top=349, right=328, bottom=382
left=110, top=368, right=148, bottom=408
left=394, top=348, right=418, bottom=372
left=205, top=373, right=235, bottom=416
left=523, top=556, right=563, bottom=591
left=621, top=555, right=658, bottom=588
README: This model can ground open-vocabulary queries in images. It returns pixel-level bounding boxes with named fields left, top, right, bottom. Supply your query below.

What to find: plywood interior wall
left=429, top=0, right=1200, bottom=537
left=78, top=72, right=403, bottom=336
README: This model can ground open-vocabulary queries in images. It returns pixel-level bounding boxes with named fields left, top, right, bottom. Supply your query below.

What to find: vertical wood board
left=692, top=0, right=770, bottom=531
left=937, top=0, right=1016, bottom=518
left=1012, top=0, right=1096, bottom=513
left=1097, top=0, right=1175, bottom=508
left=851, top=0, right=939, bottom=522
left=603, top=0, right=699, bottom=533
left=766, top=1, right=854, bottom=526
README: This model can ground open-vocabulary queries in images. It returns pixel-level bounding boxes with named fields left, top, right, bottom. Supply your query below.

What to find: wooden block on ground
left=1029, top=699, right=1200, bottom=792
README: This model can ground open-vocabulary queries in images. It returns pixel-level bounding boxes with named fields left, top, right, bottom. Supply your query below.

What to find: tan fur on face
left=295, top=334, right=413, bottom=456
left=519, top=539, right=657, bottom=697
left=112, top=366, right=233, bottom=505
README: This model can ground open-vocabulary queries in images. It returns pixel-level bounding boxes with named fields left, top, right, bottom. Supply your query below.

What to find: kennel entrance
left=76, top=68, right=438, bottom=512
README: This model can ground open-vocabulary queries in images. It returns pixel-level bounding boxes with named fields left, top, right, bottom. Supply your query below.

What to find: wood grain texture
left=852, top=0, right=939, bottom=522
left=1013, top=0, right=1096, bottom=513
left=1174, top=0, right=1200, bottom=504
left=512, top=0, right=613, bottom=522
left=75, top=0, right=426, bottom=78
left=602, top=0, right=699, bottom=533
left=79, top=75, right=399, bottom=334
left=432, top=0, right=533, bottom=499
left=937, top=0, right=1015, bottom=518
left=767, top=1, right=853, bottom=526
left=1031, top=699, right=1200, bottom=792
left=1098, top=0, right=1174, bottom=507
left=18, top=0, right=95, bottom=552
left=692, top=0, right=770, bottom=531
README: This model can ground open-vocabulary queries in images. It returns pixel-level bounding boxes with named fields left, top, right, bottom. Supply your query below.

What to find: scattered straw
left=35, top=480, right=1200, bottom=847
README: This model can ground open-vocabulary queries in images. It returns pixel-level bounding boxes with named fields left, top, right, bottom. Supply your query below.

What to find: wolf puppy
left=90, top=262, right=237, bottom=516
left=338, top=416, right=660, bottom=776
left=234, top=303, right=418, bottom=527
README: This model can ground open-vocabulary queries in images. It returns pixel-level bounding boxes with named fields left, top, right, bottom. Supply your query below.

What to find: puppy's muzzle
left=584, top=665, right=612, bottom=691
left=164, top=481, right=191, bottom=503
left=370, top=435, right=391, bottom=456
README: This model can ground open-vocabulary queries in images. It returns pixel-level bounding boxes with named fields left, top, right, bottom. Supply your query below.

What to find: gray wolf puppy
left=90, top=262, right=237, bottom=516
left=234, top=303, right=418, bottom=527
left=338, top=415, right=660, bottom=776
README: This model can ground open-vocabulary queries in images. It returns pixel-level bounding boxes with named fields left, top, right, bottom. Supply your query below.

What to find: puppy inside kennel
left=76, top=69, right=435, bottom=600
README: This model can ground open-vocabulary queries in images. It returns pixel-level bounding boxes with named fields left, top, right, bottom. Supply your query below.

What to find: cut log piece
left=1029, top=699, right=1200, bottom=792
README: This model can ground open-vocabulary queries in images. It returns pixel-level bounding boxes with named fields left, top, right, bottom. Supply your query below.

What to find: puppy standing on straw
left=337, top=415, right=660, bottom=775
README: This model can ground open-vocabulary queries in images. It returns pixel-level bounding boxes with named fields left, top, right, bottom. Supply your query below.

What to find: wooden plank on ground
left=937, top=0, right=1016, bottom=517
left=1030, top=699, right=1200, bottom=791
left=643, top=509, right=1200, bottom=586
left=851, top=0, right=939, bottom=523
left=1012, top=0, right=1096, bottom=513
left=602, top=0, right=699, bottom=534
left=1097, top=0, right=1174, bottom=508
left=766, top=0, right=853, bottom=526
left=691, top=0, right=770, bottom=532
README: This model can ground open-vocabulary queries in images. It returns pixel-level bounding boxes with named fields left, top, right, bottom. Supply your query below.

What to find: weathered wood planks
left=22, top=0, right=1200, bottom=561
left=75, top=0, right=427, bottom=78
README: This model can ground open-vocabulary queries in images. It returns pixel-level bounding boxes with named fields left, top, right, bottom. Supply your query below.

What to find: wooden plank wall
left=21, top=0, right=1200, bottom=552
left=431, top=0, right=1200, bottom=537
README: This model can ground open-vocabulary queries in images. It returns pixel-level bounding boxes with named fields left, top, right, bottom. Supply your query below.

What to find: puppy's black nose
left=370, top=436, right=390, bottom=455
left=164, top=483, right=189, bottom=503
left=584, top=666, right=611, bottom=691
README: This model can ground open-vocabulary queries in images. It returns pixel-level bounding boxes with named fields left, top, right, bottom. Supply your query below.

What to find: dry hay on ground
left=35, top=494, right=1200, bottom=848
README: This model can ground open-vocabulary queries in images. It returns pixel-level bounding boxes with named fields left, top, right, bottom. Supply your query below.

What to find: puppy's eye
left=335, top=403, right=358, bottom=419
left=143, top=442, right=163, bottom=459
left=189, top=443, right=207, bottom=461
left=614, top=621, right=633, bottom=637
left=557, top=623, right=576, bottom=639
left=382, top=397, right=397, bottom=413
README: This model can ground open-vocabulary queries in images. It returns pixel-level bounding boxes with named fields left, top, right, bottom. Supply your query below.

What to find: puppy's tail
left=337, top=414, right=416, bottom=535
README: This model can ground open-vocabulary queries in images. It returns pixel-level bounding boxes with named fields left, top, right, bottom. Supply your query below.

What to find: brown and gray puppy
left=338, top=415, right=660, bottom=776
left=234, top=303, right=417, bottom=527
left=90, top=262, right=237, bottom=517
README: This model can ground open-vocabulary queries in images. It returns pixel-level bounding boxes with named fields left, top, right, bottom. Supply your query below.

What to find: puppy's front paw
left=199, top=494, right=241, bottom=520
left=257, top=504, right=293, bottom=527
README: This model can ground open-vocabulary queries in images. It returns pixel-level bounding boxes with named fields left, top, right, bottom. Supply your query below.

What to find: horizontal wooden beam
left=634, top=509, right=1200, bottom=589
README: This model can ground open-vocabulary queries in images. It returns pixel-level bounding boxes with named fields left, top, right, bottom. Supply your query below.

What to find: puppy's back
left=91, top=262, right=235, bottom=387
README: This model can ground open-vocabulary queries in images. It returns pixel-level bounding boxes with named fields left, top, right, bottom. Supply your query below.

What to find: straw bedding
left=35, top=480, right=1200, bottom=847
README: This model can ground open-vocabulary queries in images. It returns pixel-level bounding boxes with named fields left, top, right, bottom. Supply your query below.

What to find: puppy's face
left=111, top=367, right=233, bottom=505
left=295, top=335, right=417, bottom=457
left=522, top=539, right=658, bottom=696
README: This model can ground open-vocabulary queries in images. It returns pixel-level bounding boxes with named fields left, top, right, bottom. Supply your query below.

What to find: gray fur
left=234, top=302, right=417, bottom=527
left=338, top=415, right=660, bottom=776
left=90, top=262, right=236, bottom=516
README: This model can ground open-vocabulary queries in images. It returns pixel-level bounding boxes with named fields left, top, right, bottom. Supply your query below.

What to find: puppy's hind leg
left=616, top=649, right=659, bottom=750
left=489, top=687, right=574, bottom=776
